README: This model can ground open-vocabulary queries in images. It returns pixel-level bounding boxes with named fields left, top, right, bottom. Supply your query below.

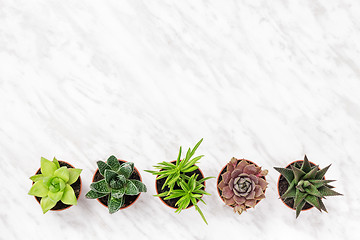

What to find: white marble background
left=0, top=0, right=359, bottom=239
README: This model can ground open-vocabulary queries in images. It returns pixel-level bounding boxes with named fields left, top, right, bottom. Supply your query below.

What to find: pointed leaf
left=90, top=179, right=110, bottom=193
left=125, top=179, right=139, bottom=195
left=111, top=188, right=125, bottom=198
left=85, top=190, right=107, bottom=199
left=67, top=168, right=82, bottom=185
left=129, top=179, right=147, bottom=192
left=291, top=165, right=305, bottom=184
left=309, top=179, right=335, bottom=188
left=97, top=161, right=111, bottom=176
left=54, top=167, right=70, bottom=182
left=30, top=174, right=44, bottom=182
left=41, top=157, right=57, bottom=177
left=104, top=169, right=119, bottom=185
left=48, top=191, right=63, bottom=202
left=118, top=162, right=134, bottom=179
left=274, top=167, right=294, bottom=184
left=53, top=157, right=60, bottom=169
left=176, top=146, right=182, bottom=165
left=296, top=200, right=306, bottom=218
left=305, top=183, right=323, bottom=198
left=281, top=181, right=296, bottom=199
left=303, top=166, right=319, bottom=180
left=61, top=184, right=77, bottom=205
left=40, top=196, right=57, bottom=214
left=318, top=186, right=342, bottom=196
left=301, top=156, right=311, bottom=172
left=294, top=189, right=308, bottom=208
left=107, top=156, right=121, bottom=171
left=305, top=195, right=321, bottom=211
left=28, top=181, right=49, bottom=197
left=319, top=198, right=328, bottom=212
left=316, top=164, right=331, bottom=179
left=108, top=196, right=124, bottom=214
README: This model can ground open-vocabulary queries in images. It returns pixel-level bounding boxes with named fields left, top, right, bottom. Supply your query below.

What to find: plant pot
left=277, top=160, right=323, bottom=211
left=155, top=160, right=206, bottom=209
left=33, top=161, right=82, bottom=211
left=91, top=160, right=142, bottom=210
left=217, top=159, right=266, bottom=209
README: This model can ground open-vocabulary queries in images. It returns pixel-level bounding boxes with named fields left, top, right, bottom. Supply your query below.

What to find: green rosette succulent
left=28, top=157, right=82, bottom=214
left=85, top=156, right=147, bottom=214
left=274, top=155, right=342, bottom=218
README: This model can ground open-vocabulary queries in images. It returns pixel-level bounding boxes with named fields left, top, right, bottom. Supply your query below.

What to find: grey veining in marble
left=0, top=0, right=359, bottom=239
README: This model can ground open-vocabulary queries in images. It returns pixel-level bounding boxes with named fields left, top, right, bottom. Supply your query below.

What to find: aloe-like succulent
left=85, top=156, right=147, bottom=214
left=28, top=157, right=82, bottom=214
left=218, top=158, right=268, bottom=215
left=274, top=155, right=342, bottom=218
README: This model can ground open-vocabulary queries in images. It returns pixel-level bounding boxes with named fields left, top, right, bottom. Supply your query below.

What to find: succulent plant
left=145, top=139, right=214, bottom=224
left=218, top=158, right=268, bottom=215
left=274, top=155, right=342, bottom=218
left=85, top=156, right=147, bottom=214
left=28, top=157, right=82, bottom=214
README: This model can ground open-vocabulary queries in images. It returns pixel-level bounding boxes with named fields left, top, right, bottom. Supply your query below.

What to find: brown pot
left=91, top=159, right=142, bottom=210
left=277, top=160, right=324, bottom=211
left=33, top=160, right=82, bottom=211
left=155, top=160, right=206, bottom=210
left=217, top=159, right=267, bottom=209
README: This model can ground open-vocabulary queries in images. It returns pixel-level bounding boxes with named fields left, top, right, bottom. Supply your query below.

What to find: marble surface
left=0, top=0, right=359, bottom=239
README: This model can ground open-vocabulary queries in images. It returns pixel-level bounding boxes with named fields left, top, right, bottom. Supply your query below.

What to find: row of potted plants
left=28, top=139, right=342, bottom=223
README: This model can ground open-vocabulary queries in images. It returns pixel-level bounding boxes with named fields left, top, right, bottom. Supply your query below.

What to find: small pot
left=217, top=159, right=266, bottom=209
left=33, top=161, right=82, bottom=211
left=155, top=160, right=206, bottom=209
left=91, top=159, right=142, bottom=210
left=277, top=160, right=323, bottom=211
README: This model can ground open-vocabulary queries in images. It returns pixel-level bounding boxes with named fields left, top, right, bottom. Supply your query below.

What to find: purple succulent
left=218, top=158, right=268, bottom=214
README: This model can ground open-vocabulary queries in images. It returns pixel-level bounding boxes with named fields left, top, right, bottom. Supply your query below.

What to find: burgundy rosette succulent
left=218, top=158, right=268, bottom=214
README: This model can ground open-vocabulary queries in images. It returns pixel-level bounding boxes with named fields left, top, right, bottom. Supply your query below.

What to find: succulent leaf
left=41, top=157, right=57, bottom=177
left=54, top=167, right=70, bottom=182
left=305, top=194, right=321, bottom=211
left=104, top=169, right=120, bottom=185
left=274, top=167, right=294, bottom=184
left=129, top=179, right=147, bottom=192
left=315, top=164, right=331, bottom=180
left=67, top=168, right=82, bottom=185
left=111, top=188, right=125, bottom=199
left=90, top=179, right=110, bottom=193
left=108, top=196, right=124, bottom=214
left=61, top=184, right=77, bottom=205
left=48, top=190, right=64, bottom=202
left=318, top=186, right=343, bottom=196
left=301, top=155, right=312, bottom=172
left=97, top=161, right=111, bottom=176
left=29, top=174, right=44, bottom=182
left=303, top=166, right=318, bottom=180
left=295, top=200, right=306, bottom=218
left=40, top=196, right=57, bottom=214
left=85, top=190, right=107, bottom=199
left=53, top=157, right=60, bottom=169
left=28, top=181, right=49, bottom=197
left=107, top=155, right=121, bottom=171
left=125, top=179, right=140, bottom=195
left=118, top=162, right=134, bottom=179
left=290, top=165, right=305, bottom=184
left=294, top=189, right=307, bottom=208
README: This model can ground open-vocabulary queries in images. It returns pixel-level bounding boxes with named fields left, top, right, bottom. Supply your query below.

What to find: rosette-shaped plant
left=274, top=155, right=342, bottom=218
left=85, top=156, right=147, bottom=214
left=28, top=157, right=82, bottom=214
left=218, top=158, right=268, bottom=214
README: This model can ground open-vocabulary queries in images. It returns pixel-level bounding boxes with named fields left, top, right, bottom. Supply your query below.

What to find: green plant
left=28, top=157, right=82, bottom=214
left=145, top=139, right=214, bottom=224
left=85, top=156, right=147, bottom=214
left=218, top=158, right=268, bottom=215
left=274, top=155, right=342, bottom=218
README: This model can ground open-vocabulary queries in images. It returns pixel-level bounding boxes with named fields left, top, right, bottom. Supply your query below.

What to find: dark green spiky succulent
left=85, top=156, right=147, bottom=214
left=274, top=155, right=342, bottom=218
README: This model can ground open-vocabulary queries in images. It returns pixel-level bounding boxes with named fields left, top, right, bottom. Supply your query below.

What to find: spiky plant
left=218, top=158, right=268, bottom=214
left=274, top=155, right=342, bottom=218
left=85, top=156, right=147, bottom=214
left=28, top=157, right=82, bottom=214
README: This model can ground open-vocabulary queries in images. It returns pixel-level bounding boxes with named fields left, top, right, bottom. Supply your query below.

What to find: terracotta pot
left=217, top=159, right=267, bottom=209
left=155, top=160, right=206, bottom=210
left=91, top=159, right=142, bottom=210
left=33, top=160, right=82, bottom=211
left=277, top=160, right=323, bottom=211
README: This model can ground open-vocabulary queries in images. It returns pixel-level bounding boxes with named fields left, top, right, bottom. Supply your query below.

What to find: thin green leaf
left=274, top=167, right=294, bottom=184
